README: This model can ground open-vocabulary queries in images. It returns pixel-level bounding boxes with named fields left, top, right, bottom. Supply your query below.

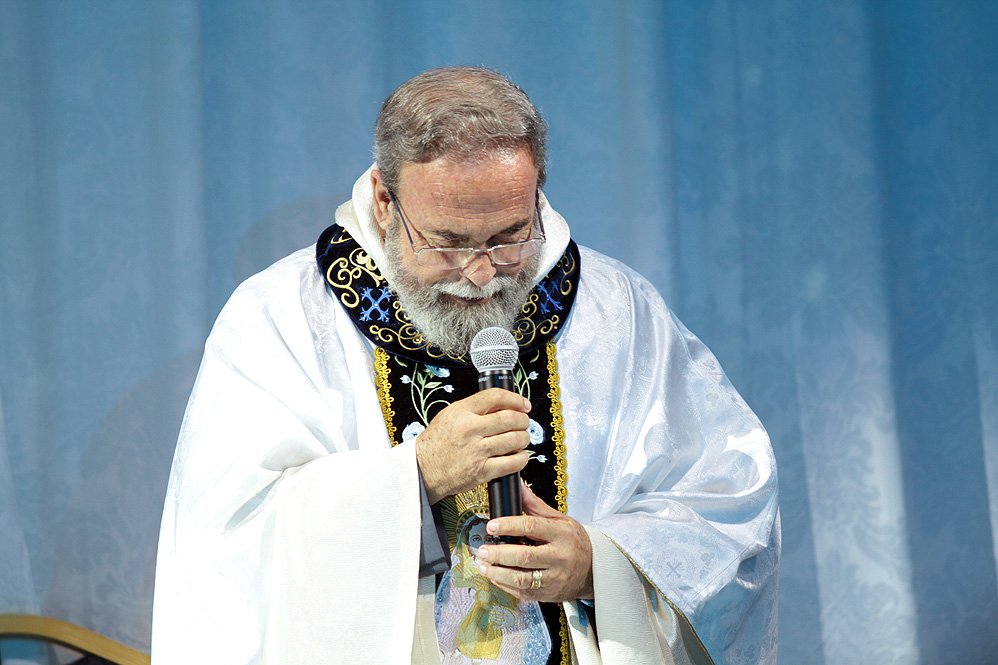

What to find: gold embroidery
left=325, top=247, right=387, bottom=309
left=510, top=288, right=568, bottom=348
left=547, top=342, right=568, bottom=513
left=547, top=341, right=572, bottom=665
left=559, top=609, right=571, bottom=665
left=364, top=305, right=470, bottom=360
left=327, top=230, right=353, bottom=245
left=439, top=484, right=491, bottom=551
left=511, top=294, right=543, bottom=346
left=373, top=347, right=397, bottom=444
left=557, top=252, right=577, bottom=296
left=350, top=246, right=382, bottom=277
left=369, top=321, right=456, bottom=360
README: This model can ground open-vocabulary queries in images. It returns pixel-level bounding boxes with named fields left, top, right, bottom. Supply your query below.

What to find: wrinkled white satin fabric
left=152, top=167, right=778, bottom=664
left=565, top=528, right=696, bottom=665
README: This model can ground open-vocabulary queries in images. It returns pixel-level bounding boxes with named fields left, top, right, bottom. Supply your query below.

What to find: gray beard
left=380, top=221, right=538, bottom=357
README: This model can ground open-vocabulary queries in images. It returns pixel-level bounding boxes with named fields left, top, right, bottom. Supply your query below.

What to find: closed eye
left=428, top=219, right=532, bottom=248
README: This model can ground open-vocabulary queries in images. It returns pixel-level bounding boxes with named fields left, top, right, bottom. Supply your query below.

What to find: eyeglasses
left=387, top=189, right=545, bottom=271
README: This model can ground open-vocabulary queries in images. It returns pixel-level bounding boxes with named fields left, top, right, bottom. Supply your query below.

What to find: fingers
left=477, top=542, right=542, bottom=570
left=462, top=388, right=531, bottom=416
left=520, top=483, right=563, bottom=518
left=479, top=409, right=530, bottom=438
left=477, top=510, right=595, bottom=602
left=488, top=489, right=563, bottom=540
left=486, top=513, right=558, bottom=544
left=477, top=561, right=541, bottom=595
left=416, top=389, right=531, bottom=501
left=481, top=449, right=529, bottom=479
left=479, top=427, right=530, bottom=458
left=475, top=545, right=569, bottom=602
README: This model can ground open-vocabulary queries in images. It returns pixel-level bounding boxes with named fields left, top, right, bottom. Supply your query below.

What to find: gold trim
left=558, top=606, right=572, bottom=665
left=546, top=342, right=568, bottom=513
left=324, top=247, right=387, bottom=309
left=373, top=347, right=397, bottom=444
left=546, top=341, right=572, bottom=664
left=0, top=614, right=149, bottom=665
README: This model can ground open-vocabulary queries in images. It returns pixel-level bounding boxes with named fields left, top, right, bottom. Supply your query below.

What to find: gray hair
left=374, top=67, right=548, bottom=193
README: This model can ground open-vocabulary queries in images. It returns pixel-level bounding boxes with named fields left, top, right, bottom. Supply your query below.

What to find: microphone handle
left=479, top=370, right=524, bottom=532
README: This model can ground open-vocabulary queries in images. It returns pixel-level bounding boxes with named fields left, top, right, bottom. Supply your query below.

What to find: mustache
left=432, top=274, right=516, bottom=300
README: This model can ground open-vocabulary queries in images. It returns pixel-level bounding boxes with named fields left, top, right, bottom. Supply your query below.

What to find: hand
left=474, top=485, right=594, bottom=602
left=415, top=388, right=532, bottom=504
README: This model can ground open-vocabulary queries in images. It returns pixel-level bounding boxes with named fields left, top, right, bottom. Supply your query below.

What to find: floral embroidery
left=402, top=421, right=425, bottom=441
left=527, top=419, right=545, bottom=445
left=515, top=351, right=543, bottom=401
left=394, top=360, right=457, bottom=425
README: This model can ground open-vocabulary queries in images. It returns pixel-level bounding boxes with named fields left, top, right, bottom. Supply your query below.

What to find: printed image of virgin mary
left=434, top=514, right=552, bottom=664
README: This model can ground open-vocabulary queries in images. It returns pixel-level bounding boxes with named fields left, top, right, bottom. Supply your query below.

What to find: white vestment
left=152, top=168, right=779, bottom=665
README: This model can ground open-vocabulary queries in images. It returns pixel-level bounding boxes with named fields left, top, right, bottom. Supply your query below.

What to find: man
left=152, top=67, right=779, bottom=665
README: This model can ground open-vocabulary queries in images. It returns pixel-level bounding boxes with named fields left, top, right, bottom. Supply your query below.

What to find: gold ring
left=530, top=569, right=543, bottom=590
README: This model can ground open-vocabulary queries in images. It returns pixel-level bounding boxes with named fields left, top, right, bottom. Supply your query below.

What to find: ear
left=370, top=169, right=394, bottom=237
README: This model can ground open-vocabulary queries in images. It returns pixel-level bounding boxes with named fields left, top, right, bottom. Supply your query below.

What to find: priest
left=152, top=67, right=779, bottom=665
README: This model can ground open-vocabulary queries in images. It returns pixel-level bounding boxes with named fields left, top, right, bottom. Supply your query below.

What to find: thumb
left=521, top=482, right=563, bottom=518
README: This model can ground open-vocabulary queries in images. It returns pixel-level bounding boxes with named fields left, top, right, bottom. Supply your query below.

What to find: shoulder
left=574, top=244, right=671, bottom=322
left=205, top=247, right=339, bottom=360
left=225, top=248, right=318, bottom=309
left=213, top=248, right=322, bottom=327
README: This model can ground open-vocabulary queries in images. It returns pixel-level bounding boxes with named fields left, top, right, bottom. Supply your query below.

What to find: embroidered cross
left=536, top=281, right=564, bottom=315
left=359, top=287, right=392, bottom=322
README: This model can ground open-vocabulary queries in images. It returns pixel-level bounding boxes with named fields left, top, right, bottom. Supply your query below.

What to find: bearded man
left=152, top=67, right=779, bottom=665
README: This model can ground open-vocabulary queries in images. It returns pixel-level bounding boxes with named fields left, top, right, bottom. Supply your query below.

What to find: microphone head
left=470, top=327, right=518, bottom=372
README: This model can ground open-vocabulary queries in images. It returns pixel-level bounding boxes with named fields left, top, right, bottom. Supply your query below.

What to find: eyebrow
left=427, top=216, right=534, bottom=245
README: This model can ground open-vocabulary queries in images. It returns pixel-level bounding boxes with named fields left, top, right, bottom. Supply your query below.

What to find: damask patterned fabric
left=2, top=2, right=996, bottom=664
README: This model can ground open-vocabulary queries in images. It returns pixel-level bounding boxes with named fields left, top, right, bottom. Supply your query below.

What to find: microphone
left=470, top=327, right=524, bottom=538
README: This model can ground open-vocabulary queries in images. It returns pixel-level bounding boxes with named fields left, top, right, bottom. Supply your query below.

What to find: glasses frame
left=386, top=188, right=545, bottom=271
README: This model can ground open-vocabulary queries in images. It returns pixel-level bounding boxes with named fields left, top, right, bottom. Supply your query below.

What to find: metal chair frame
left=0, top=614, right=149, bottom=665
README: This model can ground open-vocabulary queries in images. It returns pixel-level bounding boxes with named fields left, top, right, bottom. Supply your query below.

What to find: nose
left=460, top=251, right=497, bottom=287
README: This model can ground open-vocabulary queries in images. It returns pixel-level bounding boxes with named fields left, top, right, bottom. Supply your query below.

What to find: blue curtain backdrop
left=1, top=1, right=996, bottom=663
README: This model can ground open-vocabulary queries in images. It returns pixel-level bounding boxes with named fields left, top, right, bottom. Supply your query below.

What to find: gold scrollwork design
left=324, top=248, right=387, bottom=309
left=537, top=316, right=558, bottom=338
left=557, top=251, right=577, bottom=296
left=348, top=247, right=385, bottom=286
left=368, top=323, right=463, bottom=361
left=367, top=304, right=468, bottom=361
left=327, top=259, right=363, bottom=309
left=328, top=230, right=352, bottom=245
left=521, top=293, right=539, bottom=316
left=559, top=277, right=574, bottom=297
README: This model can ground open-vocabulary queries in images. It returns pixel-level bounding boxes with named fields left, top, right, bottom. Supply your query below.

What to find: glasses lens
left=415, top=248, right=474, bottom=269
left=491, top=239, right=543, bottom=265
left=413, top=239, right=544, bottom=269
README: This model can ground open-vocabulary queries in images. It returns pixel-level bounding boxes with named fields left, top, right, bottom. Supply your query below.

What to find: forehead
left=396, top=149, right=538, bottom=233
